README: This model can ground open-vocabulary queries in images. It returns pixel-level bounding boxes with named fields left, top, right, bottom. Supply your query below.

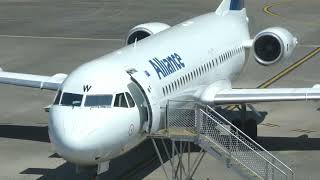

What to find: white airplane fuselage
left=48, top=10, right=250, bottom=165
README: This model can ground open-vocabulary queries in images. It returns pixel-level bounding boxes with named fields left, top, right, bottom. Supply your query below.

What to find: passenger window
left=125, top=92, right=135, bottom=107
left=114, top=93, right=128, bottom=108
left=53, top=90, right=62, bottom=105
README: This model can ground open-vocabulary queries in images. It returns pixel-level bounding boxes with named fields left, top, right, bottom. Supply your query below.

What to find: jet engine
left=253, top=27, right=298, bottom=65
left=125, top=22, right=170, bottom=45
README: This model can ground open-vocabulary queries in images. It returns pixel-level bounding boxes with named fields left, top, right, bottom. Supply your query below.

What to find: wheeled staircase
left=148, top=100, right=294, bottom=180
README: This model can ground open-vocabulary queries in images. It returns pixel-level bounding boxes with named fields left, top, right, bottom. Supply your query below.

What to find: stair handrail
left=205, top=105, right=294, bottom=177
left=200, top=109, right=288, bottom=178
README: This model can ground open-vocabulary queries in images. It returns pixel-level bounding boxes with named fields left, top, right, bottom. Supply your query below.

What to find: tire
left=231, top=118, right=242, bottom=132
left=244, top=118, right=257, bottom=141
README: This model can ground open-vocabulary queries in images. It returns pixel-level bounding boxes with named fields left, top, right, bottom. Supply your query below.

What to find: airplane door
left=126, top=70, right=159, bottom=133
left=127, top=80, right=150, bottom=132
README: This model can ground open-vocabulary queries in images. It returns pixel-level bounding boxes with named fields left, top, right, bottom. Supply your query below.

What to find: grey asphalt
left=0, top=0, right=319, bottom=179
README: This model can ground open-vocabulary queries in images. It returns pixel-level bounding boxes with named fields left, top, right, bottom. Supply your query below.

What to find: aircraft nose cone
left=49, top=129, right=97, bottom=164
left=48, top=107, right=106, bottom=165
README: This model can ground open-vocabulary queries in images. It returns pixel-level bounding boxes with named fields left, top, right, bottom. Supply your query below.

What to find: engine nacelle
left=125, top=22, right=170, bottom=45
left=253, top=27, right=298, bottom=65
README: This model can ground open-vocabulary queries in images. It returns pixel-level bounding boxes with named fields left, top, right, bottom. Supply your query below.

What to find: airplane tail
left=216, top=0, right=245, bottom=15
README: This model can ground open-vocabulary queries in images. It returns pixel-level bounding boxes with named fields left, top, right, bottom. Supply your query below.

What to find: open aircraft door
left=126, top=69, right=160, bottom=134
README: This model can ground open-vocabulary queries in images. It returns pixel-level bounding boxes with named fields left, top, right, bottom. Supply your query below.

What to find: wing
left=0, top=68, right=67, bottom=91
left=199, top=86, right=320, bottom=104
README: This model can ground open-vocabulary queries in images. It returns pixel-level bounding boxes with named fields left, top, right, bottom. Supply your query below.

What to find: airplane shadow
left=20, top=139, right=200, bottom=180
left=0, top=124, right=49, bottom=142
left=257, top=135, right=320, bottom=151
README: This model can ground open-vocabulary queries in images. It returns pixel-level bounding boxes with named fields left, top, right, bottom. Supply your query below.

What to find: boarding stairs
left=148, top=100, right=294, bottom=180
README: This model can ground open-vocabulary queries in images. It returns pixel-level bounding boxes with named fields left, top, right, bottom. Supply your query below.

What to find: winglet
left=0, top=67, right=3, bottom=72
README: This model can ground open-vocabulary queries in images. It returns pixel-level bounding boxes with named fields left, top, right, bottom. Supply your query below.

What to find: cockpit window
left=85, top=95, right=113, bottom=107
left=114, top=93, right=128, bottom=108
left=53, top=90, right=62, bottom=105
left=61, top=92, right=83, bottom=107
left=125, top=92, right=135, bottom=107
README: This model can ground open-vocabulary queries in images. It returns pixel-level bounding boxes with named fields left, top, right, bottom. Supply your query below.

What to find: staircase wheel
left=245, top=119, right=257, bottom=141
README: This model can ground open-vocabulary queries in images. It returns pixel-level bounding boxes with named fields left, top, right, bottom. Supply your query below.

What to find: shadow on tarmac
left=0, top=125, right=49, bottom=142
left=258, top=135, right=320, bottom=151
left=21, top=139, right=177, bottom=180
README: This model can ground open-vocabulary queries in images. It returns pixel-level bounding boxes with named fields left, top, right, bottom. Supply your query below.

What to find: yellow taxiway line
left=258, top=47, right=320, bottom=88
left=263, top=3, right=282, bottom=17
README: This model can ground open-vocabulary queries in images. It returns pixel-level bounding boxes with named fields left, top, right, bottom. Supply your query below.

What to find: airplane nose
left=49, top=127, right=100, bottom=164
left=48, top=107, right=112, bottom=165
left=48, top=105, right=140, bottom=165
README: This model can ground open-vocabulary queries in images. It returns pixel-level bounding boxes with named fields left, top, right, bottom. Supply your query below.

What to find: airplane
left=0, top=0, right=319, bottom=177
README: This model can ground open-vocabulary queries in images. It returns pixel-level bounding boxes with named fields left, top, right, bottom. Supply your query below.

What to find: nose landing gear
left=76, top=161, right=110, bottom=180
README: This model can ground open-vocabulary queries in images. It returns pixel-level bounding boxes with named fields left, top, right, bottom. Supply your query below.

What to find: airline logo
left=149, top=53, right=185, bottom=80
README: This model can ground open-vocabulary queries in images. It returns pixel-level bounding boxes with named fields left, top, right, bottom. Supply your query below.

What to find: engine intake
left=253, top=27, right=298, bottom=65
left=126, top=22, right=170, bottom=45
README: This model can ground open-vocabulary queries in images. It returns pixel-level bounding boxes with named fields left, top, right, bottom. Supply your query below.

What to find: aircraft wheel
left=244, top=119, right=257, bottom=141
left=231, top=118, right=242, bottom=132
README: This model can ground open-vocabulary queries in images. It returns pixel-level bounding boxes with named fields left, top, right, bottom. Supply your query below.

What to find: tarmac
left=0, top=0, right=319, bottom=179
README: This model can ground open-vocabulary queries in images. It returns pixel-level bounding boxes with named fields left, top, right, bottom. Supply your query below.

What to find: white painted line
left=0, top=34, right=123, bottom=41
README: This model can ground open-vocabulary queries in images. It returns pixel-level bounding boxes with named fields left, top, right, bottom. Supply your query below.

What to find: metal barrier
left=159, top=100, right=293, bottom=180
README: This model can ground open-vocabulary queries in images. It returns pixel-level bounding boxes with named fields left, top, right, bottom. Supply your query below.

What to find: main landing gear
left=231, top=104, right=258, bottom=141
